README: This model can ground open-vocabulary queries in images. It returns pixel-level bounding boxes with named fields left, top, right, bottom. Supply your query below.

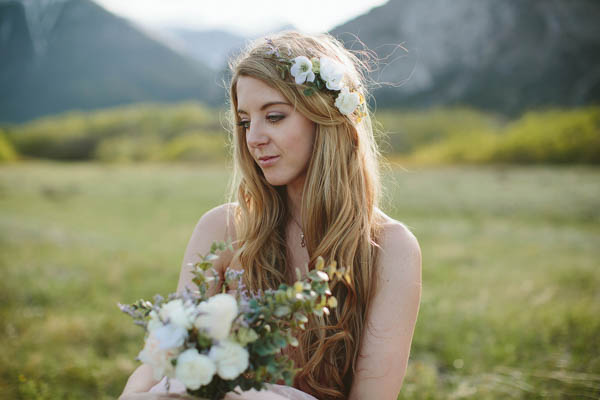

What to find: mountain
left=330, top=0, right=600, bottom=116
left=154, top=28, right=247, bottom=70
left=155, top=24, right=298, bottom=70
left=4, top=0, right=598, bottom=123
left=0, top=0, right=221, bottom=123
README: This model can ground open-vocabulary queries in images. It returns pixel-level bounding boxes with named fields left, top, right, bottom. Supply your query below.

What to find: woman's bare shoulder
left=374, top=208, right=422, bottom=287
left=176, top=203, right=239, bottom=294
left=375, top=207, right=418, bottom=243
left=196, top=202, right=238, bottom=242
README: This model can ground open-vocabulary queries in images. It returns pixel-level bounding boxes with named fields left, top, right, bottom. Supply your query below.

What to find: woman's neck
left=286, top=178, right=305, bottom=224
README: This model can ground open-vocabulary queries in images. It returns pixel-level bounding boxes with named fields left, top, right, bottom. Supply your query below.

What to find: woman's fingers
left=119, top=393, right=196, bottom=400
left=224, top=389, right=293, bottom=400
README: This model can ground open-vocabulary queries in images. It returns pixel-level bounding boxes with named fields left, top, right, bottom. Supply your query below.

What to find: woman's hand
left=225, top=388, right=301, bottom=400
left=118, top=389, right=298, bottom=400
left=119, top=393, right=195, bottom=400
left=224, top=385, right=318, bottom=400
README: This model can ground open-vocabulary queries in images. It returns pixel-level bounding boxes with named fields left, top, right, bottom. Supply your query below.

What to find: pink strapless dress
left=149, top=376, right=318, bottom=400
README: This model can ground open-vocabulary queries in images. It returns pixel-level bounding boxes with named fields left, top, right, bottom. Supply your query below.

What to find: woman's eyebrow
left=237, top=101, right=292, bottom=115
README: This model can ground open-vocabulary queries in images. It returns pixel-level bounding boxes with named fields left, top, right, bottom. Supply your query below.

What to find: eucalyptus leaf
left=288, top=335, right=299, bottom=347
left=307, top=270, right=322, bottom=282
left=294, top=313, right=308, bottom=323
left=274, top=306, right=291, bottom=318
left=205, top=253, right=219, bottom=262
left=273, top=332, right=287, bottom=349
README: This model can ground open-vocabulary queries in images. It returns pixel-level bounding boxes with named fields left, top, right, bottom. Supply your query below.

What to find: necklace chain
left=290, top=216, right=306, bottom=248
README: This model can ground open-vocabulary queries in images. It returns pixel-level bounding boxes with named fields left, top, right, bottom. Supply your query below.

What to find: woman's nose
left=246, top=120, right=269, bottom=148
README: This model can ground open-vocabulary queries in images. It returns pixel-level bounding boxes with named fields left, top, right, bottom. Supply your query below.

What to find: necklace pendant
left=300, top=233, right=306, bottom=248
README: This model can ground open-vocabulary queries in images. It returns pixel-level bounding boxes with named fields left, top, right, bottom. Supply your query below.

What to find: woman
left=120, top=31, right=421, bottom=400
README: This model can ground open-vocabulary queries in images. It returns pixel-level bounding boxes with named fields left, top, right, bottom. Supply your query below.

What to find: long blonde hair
left=226, top=31, right=384, bottom=400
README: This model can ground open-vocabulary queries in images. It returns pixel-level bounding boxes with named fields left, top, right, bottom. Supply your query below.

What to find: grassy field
left=0, top=161, right=599, bottom=399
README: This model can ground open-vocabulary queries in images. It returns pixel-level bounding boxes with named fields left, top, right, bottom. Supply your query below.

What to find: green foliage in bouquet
left=118, top=241, right=346, bottom=400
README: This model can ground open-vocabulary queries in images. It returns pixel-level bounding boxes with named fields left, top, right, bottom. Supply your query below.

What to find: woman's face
left=236, top=76, right=316, bottom=188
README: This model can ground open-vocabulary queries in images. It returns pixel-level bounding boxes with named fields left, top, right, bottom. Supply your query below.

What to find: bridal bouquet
left=118, top=241, right=347, bottom=400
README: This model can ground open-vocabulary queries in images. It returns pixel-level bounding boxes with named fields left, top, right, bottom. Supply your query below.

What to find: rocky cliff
left=330, top=0, right=600, bottom=116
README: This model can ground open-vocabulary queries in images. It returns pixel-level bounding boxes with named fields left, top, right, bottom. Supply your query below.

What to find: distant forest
left=1, top=103, right=598, bottom=165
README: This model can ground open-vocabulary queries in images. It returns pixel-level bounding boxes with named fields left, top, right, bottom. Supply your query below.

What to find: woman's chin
left=263, top=171, right=307, bottom=189
left=265, top=179, right=288, bottom=187
left=263, top=174, right=289, bottom=187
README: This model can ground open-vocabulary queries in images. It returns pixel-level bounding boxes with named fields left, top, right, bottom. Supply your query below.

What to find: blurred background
left=0, top=0, right=599, bottom=398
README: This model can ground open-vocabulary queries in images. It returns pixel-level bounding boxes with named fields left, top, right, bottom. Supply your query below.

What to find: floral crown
left=264, top=38, right=367, bottom=121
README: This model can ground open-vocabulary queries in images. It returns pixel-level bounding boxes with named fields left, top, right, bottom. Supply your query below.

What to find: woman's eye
left=267, top=115, right=284, bottom=124
left=237, top=115, right=283, bottom=130
left=237, top=120, right=250, bottom=130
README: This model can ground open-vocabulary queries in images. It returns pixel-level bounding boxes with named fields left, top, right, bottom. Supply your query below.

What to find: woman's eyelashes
left=236, top=120, right=250, bottom=129
left=267, top=114, right=285, bottom=124
left=237, top=114, right=285, bottom=130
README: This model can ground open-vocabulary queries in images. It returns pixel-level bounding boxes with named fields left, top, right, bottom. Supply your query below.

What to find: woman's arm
left=120, top=204, right=237, bottom=397
left=174, top=203, right=237, bottom=296
left=120, top=364, right=161, bottom=397
left=348, top=222, right=422, bottom=400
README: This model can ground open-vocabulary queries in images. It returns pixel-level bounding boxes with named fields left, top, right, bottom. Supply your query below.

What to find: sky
left=93, top=0, right=388, bottom=36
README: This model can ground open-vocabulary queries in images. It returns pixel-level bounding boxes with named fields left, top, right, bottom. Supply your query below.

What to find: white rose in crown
left=335, top=86, right=361, bottom=116
left=319, top=57, right=345, bottom=91
left=194, top=293, right=238, bottom=340
left=175, top=348, right=217, bottom=390
left=290, top=56, right=315, bottom=84
left=209, top=339, right=250, bottom=380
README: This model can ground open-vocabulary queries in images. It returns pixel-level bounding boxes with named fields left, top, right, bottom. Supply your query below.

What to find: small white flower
left=209, top=339, right=249, bottom=380
left=290, top=56, right=315, bottom=84
left=147, top=310, right=162, bottom=332
left=194, top=293, right=238, bottom=340
left=319, top=57, right=345, bottom=91
left=335, top=86, right=361, bottom=115
left=138, top=331, right=179, bottom=380
left=175, top=348, right=216, bottom=390
left=154, top=323, right=188, bottom=350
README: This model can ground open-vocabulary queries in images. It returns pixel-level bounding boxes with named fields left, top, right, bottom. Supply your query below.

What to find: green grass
left=1, top=161, right=599, bottom=399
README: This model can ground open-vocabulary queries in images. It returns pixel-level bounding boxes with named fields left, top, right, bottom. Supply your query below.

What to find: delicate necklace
left=290, top=216, right=306, bottom=248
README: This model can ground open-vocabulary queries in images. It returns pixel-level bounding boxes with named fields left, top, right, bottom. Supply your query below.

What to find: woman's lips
left=258, top=156, right=280, bottom=166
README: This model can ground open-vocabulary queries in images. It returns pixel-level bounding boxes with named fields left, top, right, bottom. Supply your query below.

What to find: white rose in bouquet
left=159, top=299, right=195, bottom=329
left=175, top=348, right=217, bottom=390
left=154, top=323, right=188, bottom=350
left=147, top=310, right=162, bottom=332
left=138, top=331, right=179, bottom=380
left=209, top=339, right=250, bottom=380
left=194, top=293, right=238, bottom=340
